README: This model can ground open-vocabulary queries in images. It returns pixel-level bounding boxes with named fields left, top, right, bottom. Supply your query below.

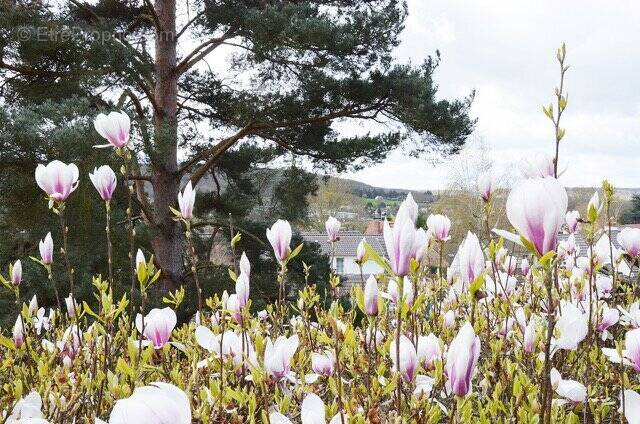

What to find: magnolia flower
left=89, top=165, right=117, bottom=202
left=35, top=160, right=79, bottom=202
left=57, top=324, right=82, bottom=361
left=622, top=390, right=640, bottom=424
left=596, top=275, right=613, bottom=298
left=136, top=249, right=146, bottom=272
left=412, top=228, right=428, bottom=262
left=566, top=210, right=580, bottom=233
left=602, top=328, right=640, bottom=372
left=558, top=234, right=578, bottom=257
left=618, top=227, right=640, bottom=257
left=270, top=393, right=343, bottom=424
left=403, top=276, right=415, bottom=307
left=500, top=177, right=567, bottom=255
left=519, top=152, right=556, bottom=179
left=11, top=259, right=22, bottom=286
left=396, top=192, right=419, bottom=223
left=65, top=294, right=78, bottom=318
left=427, top=214, right=451, bottom=242
left=356, top=238, right=366, bottom=262
left=523, top=316, right=538, bottom=353
left=363, top=328, right=385, bottom=347
left=325, top=216, right=341, bottom=242
left=554, top=301, right=588, bottom=351
left=29, top=295, right=38, bottom=316
left=135, top=307, right=177, bottom=349
left=239, top=252, right=251, bottom=277
left=520, top=257, right=530, bottom=276
left=266, top=220, right=292, bottom=262
left=6, top=392, right=49, bottom=424
left=383, top=214, right=415, bottom=277
left=417, top=333, right=441, bottom=370
left=363, top=275, right=379, bottom=316
left=93, top=111, right=131, bottom=149
left=235, top=272, right=250, bottom=308
left=444, top=310, right=456, bottom=328
left=485, top=272, right=518, bottom=299
left=264, top=335, right=299, bottom=381
left=620, top=302, right=640, bottom=328
left=453, top=232, right=485, bottom=287
left=384, top=279, right=399, bottom=304
left=178, top=181, right=196, bottom=220
left=108, top=382, right=191, bottom=424
left=39, top=232, right=53, bottom=265
left=550, top=368, right=586, bottom=404
left=446, top=322, right=481, bottom=396
left=587, top=191, right=601, bottom=220
left=598, top=304, right=620, bottom=334
left=311, top=351, right=335, bottom=377
left=478, top=172, right=495, bottom=202
left=390, top=334, right=418, bottom=382
left=225, top=293, right=242, bottom=324
left=34, top=308, right=53, bottom=335
left=13, top=316, right=24, bottom=348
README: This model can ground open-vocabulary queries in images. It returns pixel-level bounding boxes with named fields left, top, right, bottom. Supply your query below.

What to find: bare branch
left=175, top=31, right=236, bottom=75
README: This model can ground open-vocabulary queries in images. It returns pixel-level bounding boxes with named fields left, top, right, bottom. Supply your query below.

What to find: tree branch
left=175, top=31, right=236, bottom=76
left=176, top=11, right=205, bottom=39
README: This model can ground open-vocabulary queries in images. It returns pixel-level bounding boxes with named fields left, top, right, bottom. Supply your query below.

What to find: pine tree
left=0, top=0, right=475, bottom=288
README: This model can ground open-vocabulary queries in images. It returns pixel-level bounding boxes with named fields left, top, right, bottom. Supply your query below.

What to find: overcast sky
left=343, top=1, right=640, bottom=190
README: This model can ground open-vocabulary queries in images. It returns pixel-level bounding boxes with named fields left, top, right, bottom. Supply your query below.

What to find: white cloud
left=344, top=0, right=640, bottom=189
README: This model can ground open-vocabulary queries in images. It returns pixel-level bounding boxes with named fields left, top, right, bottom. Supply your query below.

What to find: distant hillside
left=319, top=175, right=435, bottom=203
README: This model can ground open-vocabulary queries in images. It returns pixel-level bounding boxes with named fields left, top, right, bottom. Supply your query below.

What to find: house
left=300, top=230, right=388, bottom=292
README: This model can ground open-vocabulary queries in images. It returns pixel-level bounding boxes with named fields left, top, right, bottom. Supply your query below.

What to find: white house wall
left=331, top=256, right=384, bottom=276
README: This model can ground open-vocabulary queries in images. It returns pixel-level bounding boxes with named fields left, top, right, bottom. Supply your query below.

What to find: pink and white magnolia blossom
left=618, top=227, right=640, bottom=257
left=403, top=276, right=415, bottom=307
left=39, top=232, right=53, bottom=265
left=603, top=328, right=640, bottom=373
left=135, top=307, right=177, bottom=349
left=311, top=351, right=335, bottom=377
left=270, top=393, right=343, bottom=424
left=13, top=315, right=24, bottom=348
left=500, top=177, right=568, bottom=255
left=239, top=252, right=251, bottom=277
left=266, top=220, right=292, bottom=262
left=89, top=165, right=117, bottom=202
left=93, top=111, right=131, bottom=149
left=356, top=238, right=366, bottom=263
left=553, top=301, right=588, bottom=351
left=235, top=272, right=250, bottom=308
left=363, top=275, right=379, bottom=316
left=598, top=304, right=620, bottom=334
left=565, top=210, right=580, bottom=233
left=65, top=294, right=78, bottom=318
left=478, top=172, right=495, bottom=202
left=622, top=390, right=640, bottom=424
left=453, top=231, right=485, bottom=288
left=396, top=193, right=419, bottom=223
left=412, top=228, right=428, bottom=262
left=519, top=152, right=556, bottom=179
left=264, top=335, right=299, bottom=382
left=550, top=368, right=586, bottom=404
left=177, top=181, right=196, bottom=220
left=619, top=302, right=640, bottom=328
left=6, top=391, right=49, bottom=424
left=390, top=334, right=418, bottom=382
left=11, top=259, right=22, bottom=286
left=108, top=382, right=191, bottom=424
left=520, top=257, right=531, bottom=276
left=596, top=275, right=613, bottom=298
left=445, top=322, right=481, bottom=397
left=444, top=309, right=456, bottom=328
left=383, top=213, right=415, bottom=277
left=325, top=216, right=341, bottom=242
left=417, top=333, right=441, bottom=370
left=427, top=214, right=451, bottom=242
left=35, top=160, right=79, bottom=202
left=523, top=316, right=538, bottom=353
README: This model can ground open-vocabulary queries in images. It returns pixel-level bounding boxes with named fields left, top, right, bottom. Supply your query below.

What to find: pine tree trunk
left=150, top=0, right=181, bottom=290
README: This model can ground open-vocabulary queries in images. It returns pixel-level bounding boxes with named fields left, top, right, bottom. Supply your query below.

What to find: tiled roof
left=300, top=231, right=388, bottom=258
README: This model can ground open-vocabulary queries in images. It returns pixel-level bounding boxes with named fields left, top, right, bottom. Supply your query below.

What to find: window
left=336, top=257, right=344, bottom=275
